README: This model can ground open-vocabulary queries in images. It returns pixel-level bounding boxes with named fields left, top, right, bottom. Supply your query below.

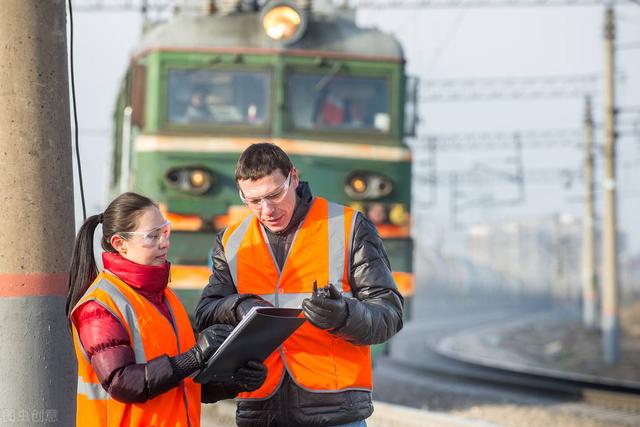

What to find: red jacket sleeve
left=72, top=301, right=149, bottom=402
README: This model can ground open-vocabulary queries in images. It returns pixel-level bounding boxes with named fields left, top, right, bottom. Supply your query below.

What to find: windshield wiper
left=314, top=62, right=344, bottom=93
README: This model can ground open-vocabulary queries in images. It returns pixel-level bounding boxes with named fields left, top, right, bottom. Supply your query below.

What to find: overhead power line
left=73, top=0, right=173, bottom=11
left=411, top=129, right=583, bottom=150
left=68, top=0, right=637, bottom=11
left=351, top=0, right=622, bottom=9
left=421, top=74, right=600, bottom=101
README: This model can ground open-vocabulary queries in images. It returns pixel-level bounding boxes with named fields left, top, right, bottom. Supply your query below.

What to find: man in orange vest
left=195, top=142, right=404, bottom=426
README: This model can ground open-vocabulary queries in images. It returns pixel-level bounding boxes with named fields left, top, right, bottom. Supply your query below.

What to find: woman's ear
left=110, top=234, right=128, bottom=256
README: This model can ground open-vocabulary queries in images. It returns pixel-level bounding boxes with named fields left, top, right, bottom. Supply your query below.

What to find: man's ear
left=291, top=167, right=299, bottom=189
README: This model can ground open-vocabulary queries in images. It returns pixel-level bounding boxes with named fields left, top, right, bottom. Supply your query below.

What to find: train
left=109, top=0, right=418, bottom=354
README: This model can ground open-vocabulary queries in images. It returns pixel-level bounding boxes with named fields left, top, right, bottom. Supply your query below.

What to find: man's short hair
left=235, top=143, right=293, bottom=181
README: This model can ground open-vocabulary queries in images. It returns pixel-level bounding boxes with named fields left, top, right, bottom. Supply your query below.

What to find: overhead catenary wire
left=421, top=74, right=601, bottom=101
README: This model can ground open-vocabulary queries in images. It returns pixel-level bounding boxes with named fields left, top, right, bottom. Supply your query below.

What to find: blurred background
left=68, top=0, right=640, bottom=425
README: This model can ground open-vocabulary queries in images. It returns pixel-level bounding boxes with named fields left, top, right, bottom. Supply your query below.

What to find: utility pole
left=602, top=5, right=620, bottom=364
left=582, top=96, right=598, bottom=329
left=0, top=1, right=76, bottom=425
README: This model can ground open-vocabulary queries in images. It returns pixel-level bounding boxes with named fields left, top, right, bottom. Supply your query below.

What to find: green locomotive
left=110, top=1, right=417, bottom=344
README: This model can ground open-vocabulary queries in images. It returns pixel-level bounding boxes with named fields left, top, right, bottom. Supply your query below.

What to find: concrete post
left=602, top=6, right=620, bottom=365
left=582, top=96, right=598, bottom=329
left=0, top=1, right=76, bottom=425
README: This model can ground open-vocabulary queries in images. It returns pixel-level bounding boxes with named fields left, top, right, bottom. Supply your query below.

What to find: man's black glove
left=231, top=361, right=268, bottom=392
left=234, top=296, right=273, bottom=322
left=301, top=282, right=348, bottom=331
left=191, top=324, right=234, bottom=368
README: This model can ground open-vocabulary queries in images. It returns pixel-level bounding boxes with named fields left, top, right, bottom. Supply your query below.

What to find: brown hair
left=65, top=192, right=157, bottom=327
left=235, top=142, right=293, bottom=182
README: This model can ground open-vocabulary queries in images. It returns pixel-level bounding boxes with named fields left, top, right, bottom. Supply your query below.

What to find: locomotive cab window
left=167, top=69, right=270, bottom=127
left=287, top=72, right=390, bottom=134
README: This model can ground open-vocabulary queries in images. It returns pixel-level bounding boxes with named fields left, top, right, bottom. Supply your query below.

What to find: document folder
left=194, top=307, right=306, bottom=383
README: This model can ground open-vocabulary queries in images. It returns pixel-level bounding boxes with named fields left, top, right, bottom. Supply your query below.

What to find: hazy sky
left=71, top=3, right=640, bottom=254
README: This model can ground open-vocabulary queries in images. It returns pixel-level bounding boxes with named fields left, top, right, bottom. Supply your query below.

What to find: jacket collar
left=102, top=252, right=170, bottom=294
left=272, top=181, right=314, bottom=236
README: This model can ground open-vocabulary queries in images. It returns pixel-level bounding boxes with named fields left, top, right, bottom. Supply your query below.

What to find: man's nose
left=261, top=199, right=276, bottom=216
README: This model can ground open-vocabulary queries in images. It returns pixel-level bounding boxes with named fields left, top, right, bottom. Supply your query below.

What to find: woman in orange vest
left=65, top=192, right=266, bottom=427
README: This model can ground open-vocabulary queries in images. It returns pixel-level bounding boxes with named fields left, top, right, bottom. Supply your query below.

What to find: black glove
left=302, top=282, right=348, bottom=331
left=191, top=324, right=234, bottom=368
left=232, top=361, right=268, bottom=392
left=235, top=296, right=273, bottom=321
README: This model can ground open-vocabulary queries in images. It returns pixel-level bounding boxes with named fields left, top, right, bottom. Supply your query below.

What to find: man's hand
left=232, top=361, right=268, bottom=392
left=235, top=296, right=273, bottom=321
left=302, top=282, right=348, bottom=331
left=192, top=324, right=234, bottom=368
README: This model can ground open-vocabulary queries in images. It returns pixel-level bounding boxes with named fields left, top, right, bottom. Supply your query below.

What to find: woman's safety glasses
left=117, top=221, right=171, bottom=247
left=239, top=172, right=292, bottom=209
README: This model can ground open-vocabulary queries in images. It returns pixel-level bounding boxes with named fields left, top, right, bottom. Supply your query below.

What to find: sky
left=70, top=2, right=640, bottom=256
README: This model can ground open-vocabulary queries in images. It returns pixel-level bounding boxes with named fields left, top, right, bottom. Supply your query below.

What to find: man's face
left=238, top=168, right=299, bottom=232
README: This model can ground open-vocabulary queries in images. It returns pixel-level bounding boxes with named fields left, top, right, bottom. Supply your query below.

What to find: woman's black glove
left=231, top=361, right=268, bottom=392
left=191, top=324, right=234, bottom=368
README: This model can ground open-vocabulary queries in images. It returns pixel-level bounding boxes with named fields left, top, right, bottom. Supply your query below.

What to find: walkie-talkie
left=312, top=280, right=332, bottom=299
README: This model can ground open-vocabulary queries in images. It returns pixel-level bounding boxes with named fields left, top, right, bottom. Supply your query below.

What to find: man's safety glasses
left=117, top=221, right=171, bottom=247
left=239, top=172, right=292, bottom=209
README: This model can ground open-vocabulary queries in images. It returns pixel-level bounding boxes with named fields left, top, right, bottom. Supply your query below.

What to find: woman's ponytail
left=65, top=213, right=102, bottom=328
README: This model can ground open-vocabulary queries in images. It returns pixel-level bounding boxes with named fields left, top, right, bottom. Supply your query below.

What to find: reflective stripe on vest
left=87, top=274, right=147, bottom=363
left=254, top=291, right=353, bottom=309
left=222, top=197, right=372, bottom=399
left=77, top=378, right=110, bottom=401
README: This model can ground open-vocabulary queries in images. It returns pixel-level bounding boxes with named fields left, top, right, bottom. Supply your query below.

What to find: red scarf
left=102, top=252, right=173, bottom=323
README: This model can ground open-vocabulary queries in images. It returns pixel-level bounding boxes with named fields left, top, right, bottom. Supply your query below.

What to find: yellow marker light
left=350, top=202, right=365, bottom=213
left=389, top=204, right=409, bottom=226
left=351, top=177, right=367, bottom=193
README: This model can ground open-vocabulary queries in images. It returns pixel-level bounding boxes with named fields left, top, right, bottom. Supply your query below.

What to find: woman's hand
left=192, top=324, right=234, bottom=368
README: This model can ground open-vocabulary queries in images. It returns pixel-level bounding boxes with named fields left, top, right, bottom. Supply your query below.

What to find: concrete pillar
left=0, top=1, right=76, bottom=425
left=601, top=5, right=620, bottom=365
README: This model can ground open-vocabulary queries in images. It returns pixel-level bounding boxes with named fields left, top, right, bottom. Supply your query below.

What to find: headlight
left=260, top=1, right=307, bottom=45
left=345, top=172, right=393, bottom=200
left=166, top=167, right=214, bottom=195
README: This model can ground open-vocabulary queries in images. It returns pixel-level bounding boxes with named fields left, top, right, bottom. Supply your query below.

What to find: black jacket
left=195, top=182, right=404, bottom=426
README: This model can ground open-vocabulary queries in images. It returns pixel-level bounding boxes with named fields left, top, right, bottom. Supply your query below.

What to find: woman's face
left=110, top=206, right=171, bottom=266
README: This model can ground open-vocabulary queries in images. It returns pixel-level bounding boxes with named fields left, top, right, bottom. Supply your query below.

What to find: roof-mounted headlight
left=260, top=1, right=307, bottom=45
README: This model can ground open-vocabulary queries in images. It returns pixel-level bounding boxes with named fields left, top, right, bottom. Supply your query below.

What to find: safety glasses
left=117, top=221, right=171, bottom=248
left=239, top=172, right=292, bottom=210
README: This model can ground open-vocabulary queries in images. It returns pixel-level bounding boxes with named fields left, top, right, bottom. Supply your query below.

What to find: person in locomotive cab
left=66, top=192, right=267, bottom=427
left=180, top=85, right=214, bottom=123
left=195, top=143, right=404, bottom=426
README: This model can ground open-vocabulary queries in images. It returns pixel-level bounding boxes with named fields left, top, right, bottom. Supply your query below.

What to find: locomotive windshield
left=287, top=72, right=390, bottom=133
left=167, top=68, right=270, bottom=126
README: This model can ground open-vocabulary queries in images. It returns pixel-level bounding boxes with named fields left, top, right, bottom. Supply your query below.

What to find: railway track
left=373, top=300, right=640, bottom=426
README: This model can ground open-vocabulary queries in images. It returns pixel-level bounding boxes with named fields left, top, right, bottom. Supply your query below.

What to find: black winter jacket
left=195, top=182, right=404, bottom=426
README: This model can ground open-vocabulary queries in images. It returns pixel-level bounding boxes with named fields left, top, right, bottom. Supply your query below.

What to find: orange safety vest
left=71, top=270, right=201, bottom=427
left=222, top=197, right=372, bottom=400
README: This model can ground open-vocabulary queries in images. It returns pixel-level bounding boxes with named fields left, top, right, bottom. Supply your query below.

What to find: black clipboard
left=194, top=307, right=306, bottom=383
